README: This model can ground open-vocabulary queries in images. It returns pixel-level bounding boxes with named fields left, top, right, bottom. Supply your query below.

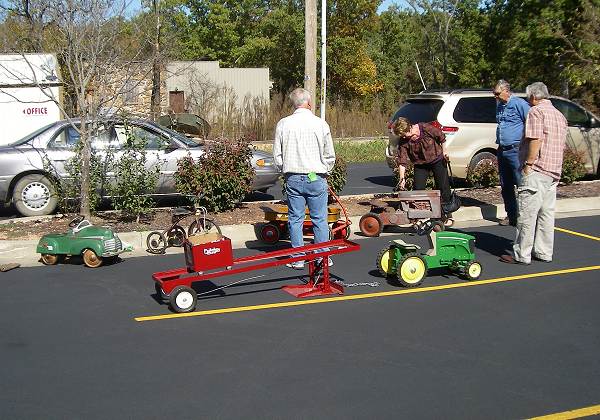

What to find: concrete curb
left=1, top=196, right=599, bottom=268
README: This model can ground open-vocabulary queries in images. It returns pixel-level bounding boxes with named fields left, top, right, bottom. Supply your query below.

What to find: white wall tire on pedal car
left=41, top=253, right=60, bottom=265
left=169, top=286, right=198, bottom=313
left=82, top=249, right=103, bottom=268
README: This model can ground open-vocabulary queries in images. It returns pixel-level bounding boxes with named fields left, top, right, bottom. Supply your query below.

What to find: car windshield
left=391, top=99, right=444, bottom=123
left=8, top=122, right=56, bottom=146
left=144, top=121, right=200, bottom=148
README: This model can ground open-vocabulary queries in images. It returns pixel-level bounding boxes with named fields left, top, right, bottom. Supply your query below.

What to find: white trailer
left=0, top=53, right=62, bottom=146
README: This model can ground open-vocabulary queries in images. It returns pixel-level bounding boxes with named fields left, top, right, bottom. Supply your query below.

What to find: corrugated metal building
left=165, top=61, right=271, bottom=120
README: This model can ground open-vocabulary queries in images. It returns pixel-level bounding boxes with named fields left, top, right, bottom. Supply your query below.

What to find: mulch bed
left=1, top=180, right=598, bottom=240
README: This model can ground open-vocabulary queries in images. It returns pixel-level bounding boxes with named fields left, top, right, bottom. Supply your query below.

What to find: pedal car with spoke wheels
left=37, top=215, right=132, bottom=268
left=146, top=204, right=221, bottom=254
left=376, top=221, right=481, bottom=287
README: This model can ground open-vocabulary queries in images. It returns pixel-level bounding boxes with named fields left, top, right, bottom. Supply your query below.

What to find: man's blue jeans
left=497, top=147, right=522, bottom=223
left=285, top=174, right=329, bottom=249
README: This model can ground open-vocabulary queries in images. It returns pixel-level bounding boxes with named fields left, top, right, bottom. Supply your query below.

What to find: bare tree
left=408, top=0, right=460, bottom=88
left=149, top=0, right=160, bottom=120
left=1, top=0, right=153, bottom=217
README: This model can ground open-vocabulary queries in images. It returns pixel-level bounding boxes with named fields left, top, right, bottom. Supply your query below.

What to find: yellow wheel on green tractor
left=397, top=253, right=427, bottom=287
left=376, top=248, right=394, bottom=277
left=464, top=260, right=482, bottom=280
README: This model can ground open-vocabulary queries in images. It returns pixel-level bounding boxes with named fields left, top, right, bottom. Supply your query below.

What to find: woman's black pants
left=413, top=159, right=452, bottom=204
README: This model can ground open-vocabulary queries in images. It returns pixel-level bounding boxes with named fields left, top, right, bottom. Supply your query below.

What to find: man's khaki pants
left=513, top=171, right=558, bottom=264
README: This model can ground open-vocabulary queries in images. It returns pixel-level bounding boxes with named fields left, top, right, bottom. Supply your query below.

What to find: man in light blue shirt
left=495, top=79, right=530, bottom=226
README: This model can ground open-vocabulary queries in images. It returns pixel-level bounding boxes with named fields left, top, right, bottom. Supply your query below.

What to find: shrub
left=392, top=159, right=435, bottom=191
left=44, top=138, right=107, bottom=214
left=174, top=137, right=254, bottom=212
left=328, top=156, right=348, bottom=195
left=561, top=147, right=587, bottom=184
left=107, top=120, right=160, bottom=221
left=467, top=159, right=499, bottom=188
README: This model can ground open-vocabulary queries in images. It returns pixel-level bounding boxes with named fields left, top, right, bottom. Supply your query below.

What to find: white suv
left=386, top=89, right=600, bottom=180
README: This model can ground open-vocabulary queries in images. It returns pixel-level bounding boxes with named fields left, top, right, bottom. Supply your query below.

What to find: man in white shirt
left=273, top=88, right=336, bottom=269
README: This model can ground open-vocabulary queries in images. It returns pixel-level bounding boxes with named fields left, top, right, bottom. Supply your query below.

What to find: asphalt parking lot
left=1, top=215, right=599, bottom=419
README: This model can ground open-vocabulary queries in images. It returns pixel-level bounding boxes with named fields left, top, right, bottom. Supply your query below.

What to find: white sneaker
left=316, top=257, right=333, bottom=267
left=286, top=260, right=305, bottom=270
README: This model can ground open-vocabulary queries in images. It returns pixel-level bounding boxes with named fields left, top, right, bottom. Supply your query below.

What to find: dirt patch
left=1, top=180, right=599, bottom=240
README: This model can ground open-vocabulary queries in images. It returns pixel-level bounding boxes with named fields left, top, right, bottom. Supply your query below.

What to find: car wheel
left=359, top=213, right=383, bottom=237
left=40, top=253, right=60, bottom=265
left=397, top=253, right=427, bottom=288
left=13, top=174, right=58, bottom=217
left=82, top=249, right=103, bottom=268
left=467, top=152, right=497, bottom=186
left=169, top=285, right=197, bottom=313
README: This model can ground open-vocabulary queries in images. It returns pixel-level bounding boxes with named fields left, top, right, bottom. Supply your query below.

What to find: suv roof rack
left=418, top=88, right=492, bottom=94
left=419, top=89, right=453, bottom=94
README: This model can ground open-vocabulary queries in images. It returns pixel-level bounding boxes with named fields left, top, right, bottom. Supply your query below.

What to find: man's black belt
left=498, top=143, right=519, bottom=151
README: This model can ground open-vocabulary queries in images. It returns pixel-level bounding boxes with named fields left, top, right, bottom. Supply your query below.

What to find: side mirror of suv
left=588, top=115, right=600, bottom=128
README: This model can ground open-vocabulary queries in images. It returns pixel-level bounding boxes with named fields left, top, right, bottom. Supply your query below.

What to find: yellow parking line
left=528, top=403, right=600, bottom=419
left=134, top=265, right=600, bottom=322
left=555, top=226, right=600, bottom=242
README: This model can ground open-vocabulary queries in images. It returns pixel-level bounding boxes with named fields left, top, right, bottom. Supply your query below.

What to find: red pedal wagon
left=258, top=187, right=352, bottom=244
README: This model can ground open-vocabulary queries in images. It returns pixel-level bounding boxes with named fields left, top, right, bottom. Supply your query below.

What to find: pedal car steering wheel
left=69, top=215, right=85, bottom=227
left=416, top=219, right=443, bottom=236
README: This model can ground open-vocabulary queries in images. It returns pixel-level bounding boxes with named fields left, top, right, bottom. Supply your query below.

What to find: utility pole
left=320, top=0, right=327, bottom=120
left=150, top=0, right=161, bottom=120
left=305, top=0, right=317, bottom=114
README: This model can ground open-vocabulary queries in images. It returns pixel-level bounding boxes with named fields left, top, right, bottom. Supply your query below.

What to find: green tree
left=483, top=0, right=579, bottom=91
left=236, top=7, right=305, bottom=92
left=373, top=7, right=428, bottom=108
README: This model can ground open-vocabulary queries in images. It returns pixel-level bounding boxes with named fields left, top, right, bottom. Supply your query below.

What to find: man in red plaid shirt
left=500, top=82, right=568, bottom=265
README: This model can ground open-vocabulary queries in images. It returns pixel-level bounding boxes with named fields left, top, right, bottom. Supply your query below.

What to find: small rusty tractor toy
left=359, top=190, right=449, bottom=237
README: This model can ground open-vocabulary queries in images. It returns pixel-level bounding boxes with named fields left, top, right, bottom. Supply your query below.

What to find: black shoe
left=532, top=255, right=552, bottom=263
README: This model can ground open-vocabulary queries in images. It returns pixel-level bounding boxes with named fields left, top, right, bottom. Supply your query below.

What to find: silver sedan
left=0, top=118, right=280, bottom=217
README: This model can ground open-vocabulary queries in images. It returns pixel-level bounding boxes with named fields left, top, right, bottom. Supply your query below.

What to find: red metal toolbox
left=184, top=237, right=233, bottom=272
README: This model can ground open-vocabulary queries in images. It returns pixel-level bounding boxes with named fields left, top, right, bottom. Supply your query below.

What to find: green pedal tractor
left=376, top=221, right=482, bottom=287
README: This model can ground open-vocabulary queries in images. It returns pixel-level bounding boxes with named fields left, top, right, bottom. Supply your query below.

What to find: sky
left=378, top=0, right=410, bottom=13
